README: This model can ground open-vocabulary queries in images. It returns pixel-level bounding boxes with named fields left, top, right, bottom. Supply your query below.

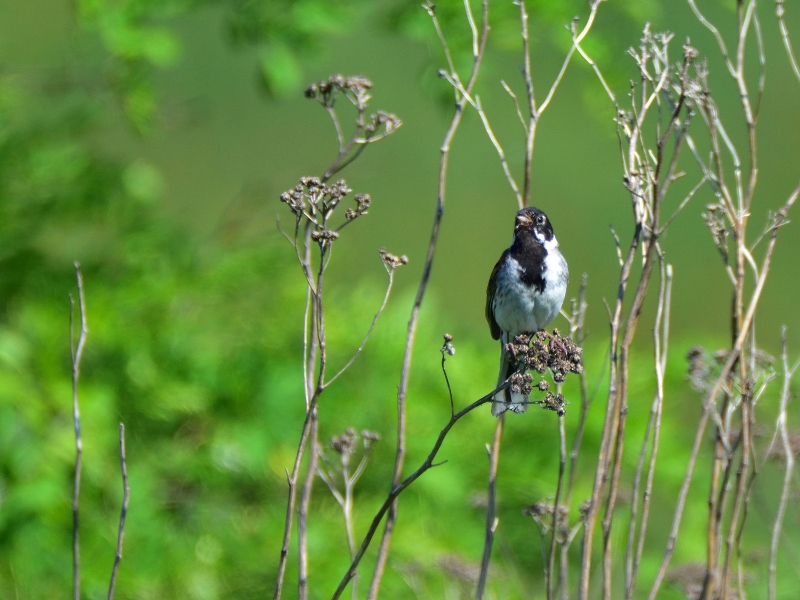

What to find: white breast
left=492, top=241, right=568, bottom=336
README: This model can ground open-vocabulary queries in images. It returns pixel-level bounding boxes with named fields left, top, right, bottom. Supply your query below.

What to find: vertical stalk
left=477, top=416, right=504, bottom=599
left=70, top=263, right=88, bottom=600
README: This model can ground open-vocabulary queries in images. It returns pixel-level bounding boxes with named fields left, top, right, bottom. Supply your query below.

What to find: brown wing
left=486, top=251, right=507, bottom=340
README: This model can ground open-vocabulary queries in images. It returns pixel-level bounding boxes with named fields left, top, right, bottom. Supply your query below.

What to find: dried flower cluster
left=280, top=177, right=350, bottom=219
left=540, top=392, right=567, bottom=416
left=523, top=501, right=569, bottom=533
left=305, top=74, right=373, bottom=107
left=687, top=345, right=775, bottom=395
left=439, top=332, right=455, bottom=357
left=497, top=330, right=582, bottom=416
left=703, top=203, right=729, bottom=262
left=329, top=428, right=380, bottom=466
left=345, top=194, right=371, bottom=220
left=379, top=247, right=409, bottom=270
left=280, top=177, right=381, bottom=246
left=505, top=330, right=583, bottom=384
left=304, top=74, right=402, bottom=140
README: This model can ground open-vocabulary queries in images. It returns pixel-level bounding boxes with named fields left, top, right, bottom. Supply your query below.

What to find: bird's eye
left=537, top=215, right=546, bottom=225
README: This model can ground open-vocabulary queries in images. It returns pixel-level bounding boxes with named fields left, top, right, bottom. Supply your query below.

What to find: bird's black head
left=514, top=206, right=555, bottom=244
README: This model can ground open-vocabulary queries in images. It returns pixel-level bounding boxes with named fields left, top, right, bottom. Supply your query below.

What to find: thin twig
left=547, top=412, right=567, bottom=600
left=538, top=1, right=604, bottom=116
left=501, top=81, right=527, bottom=130
left=565, top=274, right=589, bottom=500
left=648, top=186, right=799, bottom=599
left=477, top=416, right=504, bottom=599
left=625, top=258, right=671, bottom=599
left=777, top=0, right=800, bottom=83
left=70, top=262, right=88, bottom=600
left=107, top=423, right=130, bottom=600
left=335, top=383, right=508, bottom=600
left=297, top=412, right=318, bottom=600
left=768, top=328, right=798, bottom=599
left=324, top=268, right=396, bottom=388
left=366, top=4, right=489, bottom=597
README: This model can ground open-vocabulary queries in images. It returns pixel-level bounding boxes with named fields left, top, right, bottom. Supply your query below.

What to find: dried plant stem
left=719, top=393, right=752, bottom=598
left=274, top=242, right=327, bottom=600
left=70, top=262, right=88, bottom=600
left=516, top=0, right=603, bottom=206
left=107, top=423, right=130, bottom=600
left=579, top=225, right=640, bottom=600
left=335, top=383, right=507, bottom=600
left=324, top=269, right=395, bottom=388
left=769, top=329, right=799, bottom=600
left=477, top=416, right=504, bottom=599
left=365, top=4, right=489, bottom=598
left=624, top=259, right=671, bottom=599
left=777, top=0, right=800, bottom=82
left=546, top=413, right=567, bottom=600
left=297, top=411, right=318, bottom=600
left=565, top=276, right=590, bottom=506
left=648, top=187, right=799, bottom=600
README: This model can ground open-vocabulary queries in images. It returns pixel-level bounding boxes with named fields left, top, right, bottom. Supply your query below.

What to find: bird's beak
left=516, top=214, right=531, bottom=225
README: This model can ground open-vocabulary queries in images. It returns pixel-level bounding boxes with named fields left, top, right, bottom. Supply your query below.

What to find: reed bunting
left=485, top=207, right=569, bottom=416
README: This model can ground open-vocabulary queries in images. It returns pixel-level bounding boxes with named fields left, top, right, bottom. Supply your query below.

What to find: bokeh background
left=1, top=0, right=799, bottom=598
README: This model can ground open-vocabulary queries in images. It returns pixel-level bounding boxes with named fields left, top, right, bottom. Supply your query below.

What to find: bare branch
left=477, top=416, right=504, bottom=599
left=324, top=266, right=397, bottom=388
left=539, top=1, right=605, bottom=115
left=768, top=328, right=799, bottom=600
left=336, top=383, right=507, bottom=600
left=107, top=424, right=130, bottom=600
left=648, top=185, right=799, bottom=599
left=70, top=262, right=88, bottom=600
left=366, top=4, right=490, bottom=596
left=777, top=0, right=800, bottom=83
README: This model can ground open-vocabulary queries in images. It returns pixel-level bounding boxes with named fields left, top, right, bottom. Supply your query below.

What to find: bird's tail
left=492, top=334, right=528, bottom=416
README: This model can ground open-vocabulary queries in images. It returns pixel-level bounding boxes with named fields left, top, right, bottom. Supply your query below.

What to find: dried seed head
left=330, top=428, right=358, bottom=457
left=683, top=38, right=699, bottom=62
left=541, top=392, right=566, bottom=416
left=379, top=247, right=409, bottom=269
left=311, top=229, right=339, bottom=243
left=361, top=430, right=380, bottom=448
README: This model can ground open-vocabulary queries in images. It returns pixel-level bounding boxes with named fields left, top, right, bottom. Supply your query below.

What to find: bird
left=485, top=206, right=569, bottom=416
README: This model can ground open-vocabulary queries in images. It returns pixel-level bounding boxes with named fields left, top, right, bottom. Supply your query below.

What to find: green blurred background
left=1, top=0, right=799, bottom=598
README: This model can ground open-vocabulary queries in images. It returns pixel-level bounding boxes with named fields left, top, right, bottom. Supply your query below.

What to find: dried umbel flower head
left=505, top=330, right=583, bottom=381
left=279, top=177, right=378, bottom=246
left=279, top=177, right=351, bottom=219
left=345, top=194, right=371, bottom=221
left=360, top=430, right=380, bottom=447
left=330, top=428, right=358, bottom=459
left=683, top=38, right=699, bottom=62
left=539, top=392, right=566, bottom=416
left=703, top=202, right=729, bottom=261
left=523, top=501, right=567, bottom=532
left=686, top=345, right=710, bottom=393
left=508, top=371, right=534, bottom=395
left=310, top=229, right=339, bottom=243
left=365, top=111, right=402, bottom=137
left=305, top=74, right=374, bottom=107
left=329, top=428, right=380, bottom=456
left=499, top=329, right=582, bottom=416
left=441, top=333, right=455, bottom=356
left=379, top=247, right=409, bottom=270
